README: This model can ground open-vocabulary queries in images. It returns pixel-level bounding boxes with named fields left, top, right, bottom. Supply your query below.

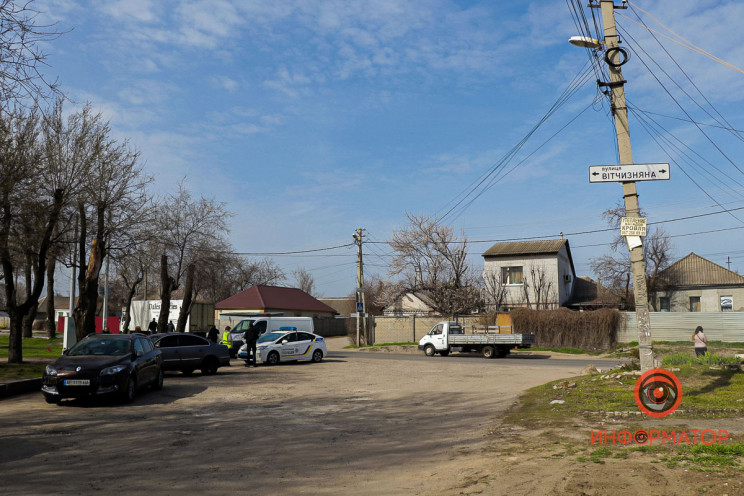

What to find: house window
left=721, top=296, right=733, bottom=312
left=659, top=297, right=670, bottom=312
left=501, top=266, right=523, bottom=285
left=689, top=296, right=701, bottom=312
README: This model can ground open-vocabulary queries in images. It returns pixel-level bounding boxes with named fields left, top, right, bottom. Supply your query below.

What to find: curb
left=0, top=378, right=41, bottom=399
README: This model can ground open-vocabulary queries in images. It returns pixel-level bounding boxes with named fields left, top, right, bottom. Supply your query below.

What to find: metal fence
left=619, top=312, right=744, bottom=343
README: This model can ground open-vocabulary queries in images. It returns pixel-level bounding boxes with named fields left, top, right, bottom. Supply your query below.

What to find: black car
left=42, top=333, right=163, bottom=404
left=150, top=333, right=230, bottom=375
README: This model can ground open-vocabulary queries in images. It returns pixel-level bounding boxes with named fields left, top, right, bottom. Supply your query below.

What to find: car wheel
left=266, top=351, right=280, bottom=366
left=201, top=357, right=219, bottom=375
left=181, top=368, right=194, bottom=376
left=424, top=345, right=436, bottom=357
left=122, top=374, right=137, bottom=403
left=152, top=368, right=164, bottom=390
left=482, top=346, right=495, bottom=359
left=311, top=349, right=323, bottom=363
left=43, top=393, right=60, bottom=404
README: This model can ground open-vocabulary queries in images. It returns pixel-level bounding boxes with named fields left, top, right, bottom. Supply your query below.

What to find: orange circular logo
left=634, top=368, right=683, bottom=417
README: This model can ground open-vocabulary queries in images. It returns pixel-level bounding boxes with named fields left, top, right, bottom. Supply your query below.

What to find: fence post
left=412, top=314, right=416, bottom=342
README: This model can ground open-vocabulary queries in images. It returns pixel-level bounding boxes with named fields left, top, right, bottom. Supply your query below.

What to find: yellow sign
left=621, top=217, right=647, bottom=237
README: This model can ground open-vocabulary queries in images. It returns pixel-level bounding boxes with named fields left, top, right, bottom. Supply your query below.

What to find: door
left=155, top=335, right=181, bottom=370
left=177, top=334, right=210, bottom=369
left=278, top=332, right=300, bottom=359
left=427, top=324, right=446, bottom=350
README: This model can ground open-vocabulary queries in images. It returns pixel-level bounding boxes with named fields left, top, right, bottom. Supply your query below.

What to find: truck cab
left=418, top=321, right=461, bottom=356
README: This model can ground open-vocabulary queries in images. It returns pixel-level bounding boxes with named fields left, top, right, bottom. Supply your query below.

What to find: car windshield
left=68, top=337, right=131, bottom=356
left=258, top=332, right=285, bottom=343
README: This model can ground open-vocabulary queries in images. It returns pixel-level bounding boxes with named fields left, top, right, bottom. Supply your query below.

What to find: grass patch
left=0, top=335, right=62, bottom=381
left=505, top=363, right=744, bottom=427
left=662, top=352, right=740, bottom=367
left=0, top=362, right=47, bottom=381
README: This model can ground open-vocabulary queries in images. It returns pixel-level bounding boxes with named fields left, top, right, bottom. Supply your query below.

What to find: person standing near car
left=148, top=318, right=157, bottom=335
left=167, top=320, right=175, bottom=332
left=208, top=325, right=219, bottom=343
left=244, top=322, right=259, bottom=367
left=692, top=325, right=708, bottom=357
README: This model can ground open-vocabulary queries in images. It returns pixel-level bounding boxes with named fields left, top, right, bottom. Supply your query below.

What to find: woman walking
left=692, top=326, right=708, bottom=357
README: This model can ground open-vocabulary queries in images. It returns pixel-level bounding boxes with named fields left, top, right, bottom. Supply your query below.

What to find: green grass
left=505, top=363, right=744, bottom=426
left=0, top=335, right=62, bottom=382
left=662, top=351, right=740, bottom=367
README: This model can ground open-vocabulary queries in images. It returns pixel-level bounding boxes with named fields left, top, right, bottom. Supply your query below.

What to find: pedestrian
left=692, top=325, right=708, bottom=357
left=208, top=325, right=219, bottom=343
left=148, top=318, right=157, bottom=335
left=243, top=322, right=259, bottom=367
left=167, top=320, right=175, bottom=333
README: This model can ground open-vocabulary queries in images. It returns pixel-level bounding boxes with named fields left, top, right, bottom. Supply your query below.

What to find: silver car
left=151, top=333, right=230, bottom=375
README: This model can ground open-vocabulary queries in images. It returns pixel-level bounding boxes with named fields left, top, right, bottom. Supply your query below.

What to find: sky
left=34, top=0, right=744, bottom=297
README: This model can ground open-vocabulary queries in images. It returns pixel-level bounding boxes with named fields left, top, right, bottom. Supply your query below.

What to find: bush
left=511, top=308, right=621, bottom=351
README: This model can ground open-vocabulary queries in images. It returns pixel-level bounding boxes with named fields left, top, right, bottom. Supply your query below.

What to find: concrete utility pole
left=595, top=0, right=654, bottom=371
left=353, top=228, right=366, bottom=347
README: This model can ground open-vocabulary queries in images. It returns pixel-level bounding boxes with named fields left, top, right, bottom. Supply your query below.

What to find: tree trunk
left=22, top=255, right=34, bottom=338
left=45, top=248, right=57, bottom=339
left=74, top=237, right=103, bottom=340
left=176, top=263, right=195, bottom=332
left=158, top=253, right=175, bottom=333
left=122, top=279, right=141, bottom=333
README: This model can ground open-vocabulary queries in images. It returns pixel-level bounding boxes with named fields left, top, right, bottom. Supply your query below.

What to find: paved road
left=0, top=351, right=626, bottom=495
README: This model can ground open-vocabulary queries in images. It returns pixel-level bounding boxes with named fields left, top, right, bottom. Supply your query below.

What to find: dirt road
left=3, top=340, right=727, bottom=495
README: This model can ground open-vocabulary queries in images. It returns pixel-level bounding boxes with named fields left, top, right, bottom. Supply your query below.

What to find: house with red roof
left=215, top=285, right=338, bottom=325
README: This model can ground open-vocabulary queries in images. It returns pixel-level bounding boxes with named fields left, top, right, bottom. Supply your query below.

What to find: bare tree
left=0, top=0, right=63, bottom=110
left=389, top=213, right=479, bottom=316
left=292, top=267, right=316, bottom=296
left=72, top=105, right=150, bottom=339
left=483, top=269, right=509, bottom=311
left=590, top=202, right=674, bottom=310
left=521, top=265, right=557, bottom=310
left=0, top=107, right=71, bottom=362
left=157, top=180, right=232, bottom=332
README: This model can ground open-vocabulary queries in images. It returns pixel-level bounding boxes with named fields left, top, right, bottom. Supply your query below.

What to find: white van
left=227, top=317, right=314, bottom=357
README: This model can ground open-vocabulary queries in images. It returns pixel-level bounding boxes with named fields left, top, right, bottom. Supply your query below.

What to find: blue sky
left=37, top=0, right=744, bottom=297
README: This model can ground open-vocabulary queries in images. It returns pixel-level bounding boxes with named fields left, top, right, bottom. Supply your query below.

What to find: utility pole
left=353, top=228, right=365, bottom=347
left=595, top=0, right=654, bottom=371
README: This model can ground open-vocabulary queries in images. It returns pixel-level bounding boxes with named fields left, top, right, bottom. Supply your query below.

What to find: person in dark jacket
left=148, top=318, right=157, bottom=335
left=243, top=322, right=259, bottom=367
left=208, top=325, right=219, bottom=343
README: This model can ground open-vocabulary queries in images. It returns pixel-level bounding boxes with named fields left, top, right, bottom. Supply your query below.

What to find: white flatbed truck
left=418, top=321, right=535, bottom=359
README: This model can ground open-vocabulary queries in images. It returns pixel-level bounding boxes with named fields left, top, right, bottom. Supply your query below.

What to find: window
left=689, top=296, right=701, bottom=312
left=721, top=296, right=733, bottom=312
left=501, top=266, right=523, bottom=285
left=659, top=297, right=670, bottom=312
left=179, top=335, right=208, bottom=346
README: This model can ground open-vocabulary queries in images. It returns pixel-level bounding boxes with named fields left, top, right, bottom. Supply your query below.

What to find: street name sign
left=621, top=217, right=647, bottom=237
left=589, top=163, right=670, bottom=183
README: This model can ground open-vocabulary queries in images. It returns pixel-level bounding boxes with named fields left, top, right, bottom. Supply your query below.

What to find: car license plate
left=63, top=379, right=90, bottom=386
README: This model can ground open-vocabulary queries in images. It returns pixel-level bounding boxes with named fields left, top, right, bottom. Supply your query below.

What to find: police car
left=238, top=327, right=326, bottom=365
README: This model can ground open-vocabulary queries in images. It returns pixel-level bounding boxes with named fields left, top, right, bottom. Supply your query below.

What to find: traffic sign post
left=589, top=163, right=670, bottom=183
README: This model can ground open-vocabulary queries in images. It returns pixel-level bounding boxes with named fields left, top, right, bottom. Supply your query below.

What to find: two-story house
left=482, top=239, right=576, bottom=310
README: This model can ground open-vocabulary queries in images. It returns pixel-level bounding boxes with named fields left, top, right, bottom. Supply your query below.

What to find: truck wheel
left=439, top=350, right=450, bottom=357
left=482, top=346, right=495, bottom=359
left=495, top=348, right=509, bottom=358
left=424, top=345, right=436, bottom=357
